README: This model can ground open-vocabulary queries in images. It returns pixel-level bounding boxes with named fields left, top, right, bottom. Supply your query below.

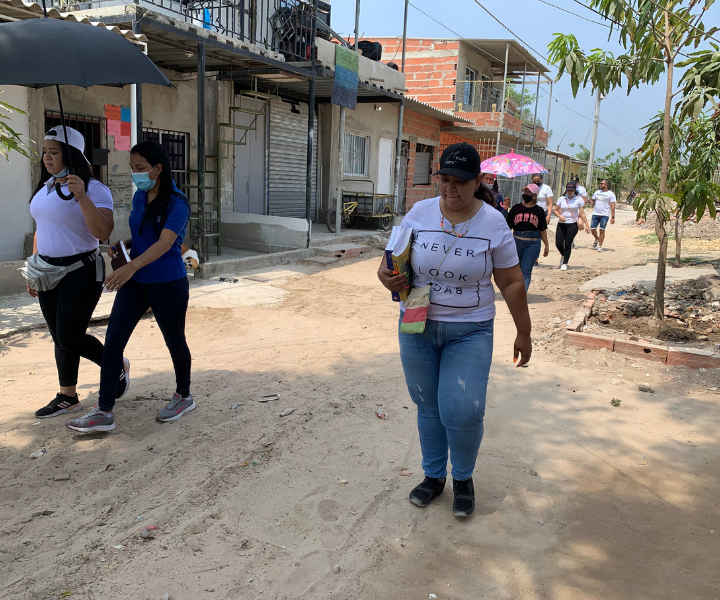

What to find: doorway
left=233, top=97, right=266, bottom=214
left=377, top=137, right=393, bottom=195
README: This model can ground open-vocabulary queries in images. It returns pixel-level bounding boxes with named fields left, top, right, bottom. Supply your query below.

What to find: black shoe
left=115, top=357, right=130, bottom=400
left=408, top=476, right=446, bottom=507
left=35, top=393, right=82, bottom=419
left=452, top=477, right=475, bottom=517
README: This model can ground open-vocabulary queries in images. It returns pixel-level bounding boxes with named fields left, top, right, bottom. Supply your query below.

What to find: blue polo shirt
left=128, top=181, right=190, bottom=284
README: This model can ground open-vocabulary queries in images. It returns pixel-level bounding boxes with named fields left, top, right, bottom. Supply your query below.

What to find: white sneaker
left=592, top=240, right=599, bottom=249
left=597, top=246, right=603, bottom=252
left=558, top=257, right=564, bottom=269
left=560, top=264, right=568, bottom=271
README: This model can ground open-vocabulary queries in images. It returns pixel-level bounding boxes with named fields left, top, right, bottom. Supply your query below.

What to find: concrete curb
left=196, top=248, right=313, bottom=279
left=564, top=290, right=720, bottom=369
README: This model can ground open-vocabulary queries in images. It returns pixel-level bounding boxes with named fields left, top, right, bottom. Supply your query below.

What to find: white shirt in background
left=576, top=184, right=588, bottom=199
left=30, top=178, right=114, bottom=257
left=535, top=183, right=554, bottom=212
left=557, top=195, right=585, bottom=224
left=592, top=190, right=617, bottom=216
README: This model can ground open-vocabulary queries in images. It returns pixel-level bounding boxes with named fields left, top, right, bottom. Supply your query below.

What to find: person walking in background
left=571, top=174, right=588, bottom=204
left=590, top=179, right=616, bottom=252
left=66, top=141, right=193, bottom=433
left=506, top=184, right=549, bottom=291
left=377, top=143, right=532, bottom=517
left=553, top=182, right=590, bottom=271
left=481, top=172, right=508, bottom=218
left=29, top=127, right=130, bottom=419
left=530, top=174, right=554, bottom=225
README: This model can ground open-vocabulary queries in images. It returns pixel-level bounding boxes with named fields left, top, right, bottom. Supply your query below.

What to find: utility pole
left=586, top=88, right=602, bottom=190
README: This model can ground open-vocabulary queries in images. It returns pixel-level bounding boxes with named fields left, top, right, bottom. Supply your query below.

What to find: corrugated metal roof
left=403, top=97, right=474, bottom=125
left=0, top=0, right=147, bottom=44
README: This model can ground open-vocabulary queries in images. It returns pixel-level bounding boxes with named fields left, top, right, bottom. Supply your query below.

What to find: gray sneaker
left=66, top=406, right=115, bottom=433
left=156, top=393, right=196, bottom=422
left=592, top=239, right=599, bottom=249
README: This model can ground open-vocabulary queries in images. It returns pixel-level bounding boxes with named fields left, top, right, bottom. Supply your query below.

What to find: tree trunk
left=654, top=210, right=668, bottom=320
left=653, top=17, right=674, bottom=321
left=674, top=216, right=684, bottom=268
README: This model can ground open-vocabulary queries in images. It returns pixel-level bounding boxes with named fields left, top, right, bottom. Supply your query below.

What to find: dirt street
left=1, top=209, right=719, bottom=600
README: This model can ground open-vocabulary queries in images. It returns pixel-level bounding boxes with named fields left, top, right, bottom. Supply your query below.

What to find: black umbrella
left=0, top=7, right=172, bottom=199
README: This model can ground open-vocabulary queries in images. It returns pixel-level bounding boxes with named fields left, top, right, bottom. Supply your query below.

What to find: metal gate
left=268, top=98, right=318, bottom=219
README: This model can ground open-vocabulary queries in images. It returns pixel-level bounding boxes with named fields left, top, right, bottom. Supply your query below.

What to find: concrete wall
left=221, top=211, right=308, bottom=253
left=41, top=71, right=230, bottom=242
left=0, top=86, right=37, bottom=263
left=318, top=102, right=399, bottom=216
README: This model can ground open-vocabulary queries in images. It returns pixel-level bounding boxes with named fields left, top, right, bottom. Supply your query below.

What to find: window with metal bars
left=413, top=143, right=434, bottom=186
left=44, top=111, right=106, bottom=183
left=142, top=128, right=190, bottom=191
left=343, top=132, right=369, bottom=177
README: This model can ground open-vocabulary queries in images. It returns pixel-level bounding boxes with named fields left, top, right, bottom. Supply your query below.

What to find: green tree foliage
left=0, top=95, right=34, bottom=161
left=548, top=0, right=720, bottom=320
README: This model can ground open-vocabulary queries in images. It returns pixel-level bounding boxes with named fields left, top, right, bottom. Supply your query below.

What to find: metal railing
left=42, top=0, right=318, bottom=62
left=455, top=80, right=501, bottom=113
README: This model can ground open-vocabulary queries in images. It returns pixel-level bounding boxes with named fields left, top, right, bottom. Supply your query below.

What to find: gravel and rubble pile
left=633, top=212, right=720, bottom=240
left=589, top=275, right=720, bottom=345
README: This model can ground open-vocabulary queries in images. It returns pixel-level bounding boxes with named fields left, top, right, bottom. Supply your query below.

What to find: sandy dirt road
left=1, top=209, right=719, bottom=600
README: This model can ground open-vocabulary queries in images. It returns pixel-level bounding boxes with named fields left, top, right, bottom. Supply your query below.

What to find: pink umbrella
left=480, top=149, right=548, bottom=178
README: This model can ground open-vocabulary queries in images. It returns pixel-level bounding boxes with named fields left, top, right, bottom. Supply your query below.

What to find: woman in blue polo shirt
left=66, top=141, right=193, bottom=432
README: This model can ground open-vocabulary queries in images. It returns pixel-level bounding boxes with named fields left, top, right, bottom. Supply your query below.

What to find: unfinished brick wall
left=403, top=110, right=442, bottom=211
left=440, top=132, right=497, bottom=162
left=369, top=38, right=460, bottom=112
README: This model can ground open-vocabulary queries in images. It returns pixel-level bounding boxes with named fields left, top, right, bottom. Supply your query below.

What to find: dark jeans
left=514, top=233, right=541, bottom=291
left=37, top=254, right=104, bottom=387
left=98, top=277, right=191, bottom=412
left=556, top=222, right=579, bottom=264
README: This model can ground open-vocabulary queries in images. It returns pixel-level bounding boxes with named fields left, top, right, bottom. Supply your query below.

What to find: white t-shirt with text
left=557, top=195, right=585, bottom=224
left=30, top=178, right=114, bottom=258
left=400, top=197, right=519, bottom=322
left=535, top=183, right=554, bottom=211
left=592, top=190, right=617, bottom=216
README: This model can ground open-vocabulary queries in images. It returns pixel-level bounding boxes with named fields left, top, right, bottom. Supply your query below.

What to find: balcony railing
left=455, top=80, right=501, bottom=113
left=42, top=0, right=321, bottom=62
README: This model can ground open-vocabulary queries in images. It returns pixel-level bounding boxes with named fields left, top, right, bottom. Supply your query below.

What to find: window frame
left=343, top=132, right=370, bottom=177
left=413, top=143, right=434, bottom=186
left=463, top=67, right=478, bottom=109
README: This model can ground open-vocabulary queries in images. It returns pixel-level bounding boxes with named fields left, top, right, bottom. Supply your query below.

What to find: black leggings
left=37, top=256, right=104, bottom=387
left=556, top=222, right=579, bottom=265
left=98, top=277, right=191, bottom=412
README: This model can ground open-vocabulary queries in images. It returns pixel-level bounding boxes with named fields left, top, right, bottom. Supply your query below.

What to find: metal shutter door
left=413, top=152, right=431, bottom=185
left=268, top=99, right=317, bottom=219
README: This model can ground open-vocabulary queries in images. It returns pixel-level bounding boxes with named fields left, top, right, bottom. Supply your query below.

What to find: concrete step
left=313, top=244, right=372, bottom=259
left=302, top=256, right=339, bottom=265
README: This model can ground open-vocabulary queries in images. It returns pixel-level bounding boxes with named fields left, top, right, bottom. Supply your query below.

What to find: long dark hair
left=30, top=143, right=94, bottom=202
left=131, top=141, right=187, bottom=235
left=474, top=181, right=496, bottom=207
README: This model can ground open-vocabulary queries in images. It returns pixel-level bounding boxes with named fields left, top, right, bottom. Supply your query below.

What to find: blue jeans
left=399, top=318, right=494, bottom=481
left=98, top=277, right=191, bottom=412
left=513, top=233, right=541, bottom=291
left=591, top=214, right=610, bottom=230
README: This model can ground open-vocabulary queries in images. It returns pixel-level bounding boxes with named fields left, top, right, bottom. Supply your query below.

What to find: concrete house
left=0, top=0, right=405, bottom=290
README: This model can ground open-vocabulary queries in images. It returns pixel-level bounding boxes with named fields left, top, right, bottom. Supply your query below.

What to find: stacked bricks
left=402, top=110, right=442, bottom=211
left=563, top=289, right=720, bottom=369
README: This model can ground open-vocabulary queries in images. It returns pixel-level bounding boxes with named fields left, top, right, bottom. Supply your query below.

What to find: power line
left=606, top=95, right=644, bottom=131
left=471, top=0, right=549, bottom=63
left=537, top=0, right=612, bottom=28
left=613, top=94, right=652, bottom=121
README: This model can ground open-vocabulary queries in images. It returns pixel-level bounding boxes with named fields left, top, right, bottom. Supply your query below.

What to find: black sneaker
left=452, top=477, right=475, bottom=517
left=408, top=476, right=446, bottom=507
left=35, top=393, right=82, bottom=419
left=115, top=357, right=130, bottom=400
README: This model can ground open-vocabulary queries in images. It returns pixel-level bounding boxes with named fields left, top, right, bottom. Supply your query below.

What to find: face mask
left=54, top=167, right=69, bottom=179
left=482, top=182, right=493, bottom=190
left=522, top=194, right=534, bottom=203
left=132, top=168, right=157, bottom=191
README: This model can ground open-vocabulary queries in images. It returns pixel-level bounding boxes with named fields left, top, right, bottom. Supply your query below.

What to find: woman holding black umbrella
left=30, top=127, right=131, bottom=418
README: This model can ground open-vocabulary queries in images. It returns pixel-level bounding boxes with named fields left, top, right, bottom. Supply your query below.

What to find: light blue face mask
left=54, top=167, right=69, bottom=179
left=132, top=168, right=157, bottom=191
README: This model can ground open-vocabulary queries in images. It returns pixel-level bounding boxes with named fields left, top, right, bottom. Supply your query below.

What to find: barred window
left=344, top=132, right=369, bottom=176
left=413, top=143, right=434, bottom=185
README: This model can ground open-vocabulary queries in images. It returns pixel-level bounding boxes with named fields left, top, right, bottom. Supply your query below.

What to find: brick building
left=370, top=37, right=553, bottom=206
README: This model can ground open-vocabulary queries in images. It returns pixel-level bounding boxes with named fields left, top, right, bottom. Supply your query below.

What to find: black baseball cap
left=434, top=143, right=480, bottom=181
left=566, top=182, right=577, bottom=190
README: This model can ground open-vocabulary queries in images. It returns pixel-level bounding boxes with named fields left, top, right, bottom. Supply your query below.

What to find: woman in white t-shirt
left=552, top=181, right=590, bottom=270
left=377, top=143, right=532, bottom=517
left=531, top=173, right=553, bottom=224
left=28, top=127, right=121, bottom=420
